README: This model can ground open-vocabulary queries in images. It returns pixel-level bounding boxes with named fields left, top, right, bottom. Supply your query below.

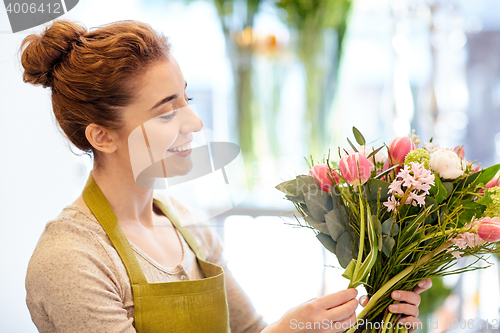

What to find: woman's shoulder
left=27, top=204, right=121, bottom=279
left=33, top=204, right=112, bottom=251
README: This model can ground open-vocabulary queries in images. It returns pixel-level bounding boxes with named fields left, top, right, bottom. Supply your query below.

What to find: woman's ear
left=85, top=124, right=119, bottom=154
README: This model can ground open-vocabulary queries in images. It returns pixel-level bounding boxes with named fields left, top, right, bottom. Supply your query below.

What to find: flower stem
left=351, top=188, right=366, bottom=286
left=417, top=227, right=477, bottom=245
left=380, top=312, right=393, bottom=333
left=346, top=240, right=453, bottom=333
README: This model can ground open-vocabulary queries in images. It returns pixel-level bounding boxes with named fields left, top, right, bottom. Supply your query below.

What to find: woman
left=21, top=19, right=430, bottom=333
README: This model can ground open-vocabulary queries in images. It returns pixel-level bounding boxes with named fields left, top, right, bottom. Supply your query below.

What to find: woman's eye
left=159, top=110, right=177, bottom=121
left=186, top=97, right=193, bottom=103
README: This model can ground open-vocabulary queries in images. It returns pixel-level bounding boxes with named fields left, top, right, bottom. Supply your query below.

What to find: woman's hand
left=263, top=288, right=359, bottom=333
left=358, top=278, right=432, bottom=333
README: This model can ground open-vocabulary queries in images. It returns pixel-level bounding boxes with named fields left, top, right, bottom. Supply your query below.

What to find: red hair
left=20, top=19, right=171, bottom=167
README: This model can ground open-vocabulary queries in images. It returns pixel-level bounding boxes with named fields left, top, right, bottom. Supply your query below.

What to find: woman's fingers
left=319, top=288, right=358, bottom=310
left=326, top=298, right=359, bottom=322
left=391, top=290, right=421, bottom=306
left=397, top=316, right=422, bottom=333
left=388, top=302, right=419, bottom=317
left=413, top=278, right=432, bottom=294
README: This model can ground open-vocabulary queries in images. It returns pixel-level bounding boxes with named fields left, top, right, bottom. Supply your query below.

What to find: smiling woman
left=20, top=19, right=430, bottom=333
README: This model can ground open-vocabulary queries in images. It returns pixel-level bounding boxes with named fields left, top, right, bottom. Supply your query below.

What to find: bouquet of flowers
left=276, top=128, right=500, bottom=333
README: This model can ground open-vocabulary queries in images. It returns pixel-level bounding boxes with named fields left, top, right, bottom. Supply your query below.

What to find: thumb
left=359, top=295, right=369, bottom=307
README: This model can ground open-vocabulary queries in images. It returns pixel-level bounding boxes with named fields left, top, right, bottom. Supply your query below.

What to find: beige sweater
left=25, top=195, right=268, bottom=333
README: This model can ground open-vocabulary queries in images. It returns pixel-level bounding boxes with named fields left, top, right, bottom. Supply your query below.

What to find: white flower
left=429, top=148, right=466, bottom=179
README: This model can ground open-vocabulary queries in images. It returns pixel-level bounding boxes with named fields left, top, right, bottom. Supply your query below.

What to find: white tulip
left=429, top=148, right=466, bottom=179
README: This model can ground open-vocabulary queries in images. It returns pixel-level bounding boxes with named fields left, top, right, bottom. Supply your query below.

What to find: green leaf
left=443, top=182, right=454, bottom=199
left=365, top=179, right=390, bottom=202
left=458, top=200, right=486, bottom=227
left=324, top=207, right=350, bottom=241
left=431, top=174, right=448, bottom=204
left=303, top=189, right=333, bottom=222
left=346, top=137, right=359, bottom=153
left=317, top=232, right=337, bottom=254
left=381, top=217, right=399, bottom=236
left=424, top=196, right=439, bottom=225
left=367, top=145, right=384, bottom=159
left=457, top=164, right=500, bottom=192
left=475, top=164, right=500, bottom=186
left=285, top=175, right=320, bottom=197
left=476, top=193, right=493, bottom=206
left=305, top=215, right=330, bottom=235
left=382, top=236, right=395, bottom=257
left=336, top=232, right=356, bottom=268
left=342, top=259, right=356, bottom=280
left=275, top=180, right=293, bottom=194
left=352, top=126, right=366, bottom=146
left=285, top=194, right=303, bottom=204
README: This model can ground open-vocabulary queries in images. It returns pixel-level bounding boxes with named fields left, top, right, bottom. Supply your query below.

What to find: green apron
left=82, top=173, right=231, bottom=333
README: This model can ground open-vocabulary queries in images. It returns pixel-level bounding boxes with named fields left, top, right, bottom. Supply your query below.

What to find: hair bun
left=20, top=20, right=87, bottom=88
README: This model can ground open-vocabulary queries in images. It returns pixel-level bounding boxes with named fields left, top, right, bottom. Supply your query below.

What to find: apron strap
left=82, top=172, right=148, bottom=285
left=153, top=199, right=206, bottom=261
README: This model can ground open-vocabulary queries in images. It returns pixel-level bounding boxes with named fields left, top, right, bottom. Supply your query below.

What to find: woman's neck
left=91, top=163, right=157, bottom=228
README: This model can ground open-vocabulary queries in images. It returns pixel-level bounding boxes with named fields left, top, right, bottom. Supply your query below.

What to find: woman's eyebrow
left=148, top=82, right=188, bottom=112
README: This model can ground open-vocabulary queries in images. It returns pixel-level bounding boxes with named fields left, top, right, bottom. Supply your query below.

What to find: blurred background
left=2, top=0, right=500, bottom=332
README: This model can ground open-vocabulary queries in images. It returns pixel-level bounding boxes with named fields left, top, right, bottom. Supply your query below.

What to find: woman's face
left=116, top=55, right=203, bottom=185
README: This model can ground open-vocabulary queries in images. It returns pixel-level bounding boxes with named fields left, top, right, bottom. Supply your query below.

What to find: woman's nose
left=180, top=106, right=203, bottom=133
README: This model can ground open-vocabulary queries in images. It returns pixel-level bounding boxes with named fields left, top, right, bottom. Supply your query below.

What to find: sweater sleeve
left=25, top=218, right=137, bottom=333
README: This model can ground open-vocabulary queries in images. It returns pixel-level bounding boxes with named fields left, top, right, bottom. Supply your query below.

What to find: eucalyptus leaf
left=285, top=194, right=303, bottom=204
left=352, top=126, right=366, bottom=146
left=276, top=179, right=294, bottom=195
left=305, top=215, right=330, bottom=235
left=285, top=175, right=319, bottom=197
left=336, top=232, right=355, bottom=268
left=317, top=232, right=337, bottom=254
left=381, top=218, right=399, bottom=236
left=382, top=236, right=395, bottom=257
left=324, top=206, right=350, bottom=241
left=303, top=189, right=333, bottom=222
left=300, top=203, right=309, bottom=215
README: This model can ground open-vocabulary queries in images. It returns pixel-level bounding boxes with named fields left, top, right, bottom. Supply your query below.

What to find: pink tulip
left=388, top=137, right=416, bottom=165
left=477, top=217, right=500, bottom=242
left=339, top=153, right=371, bottom=186
left=485, top=174, right=500, bottom=189
left=453, top=146, right=465, bottom=159
left=309, top=164, right=340, bottom=192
